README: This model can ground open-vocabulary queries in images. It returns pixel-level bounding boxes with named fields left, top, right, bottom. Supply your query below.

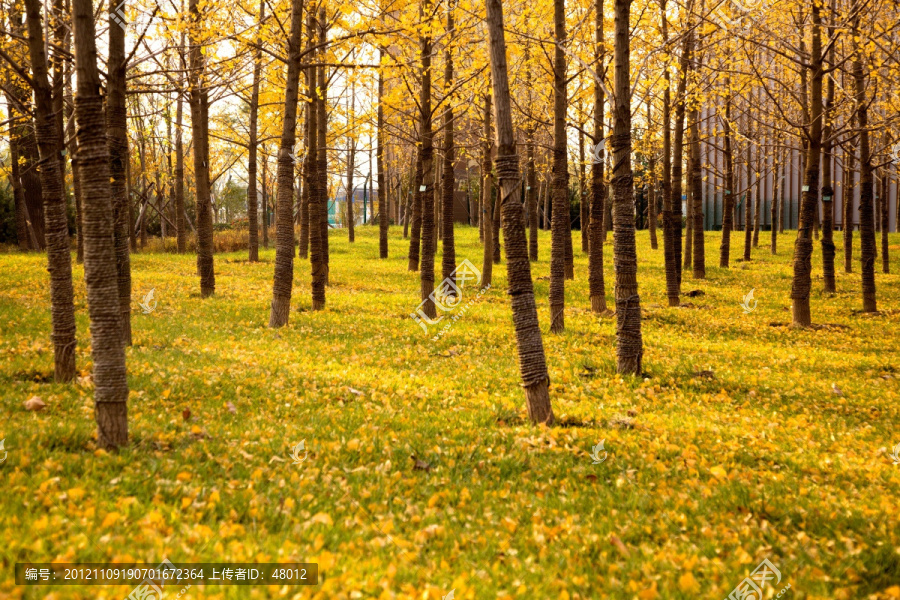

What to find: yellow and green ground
left=1, top=226, right=899, bottom=599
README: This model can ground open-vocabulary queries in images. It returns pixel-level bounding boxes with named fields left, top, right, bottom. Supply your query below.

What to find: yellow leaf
left=678, top=572, right=699, bottom=592
left=309, top=512, right=333, bottom=526
left=710, top=466, right=727, bottom=479
left=101, top=512, right=121, bottom=528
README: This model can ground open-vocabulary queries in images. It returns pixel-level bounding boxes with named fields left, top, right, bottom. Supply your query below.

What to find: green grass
left=1, top=225, right=899, bottom=599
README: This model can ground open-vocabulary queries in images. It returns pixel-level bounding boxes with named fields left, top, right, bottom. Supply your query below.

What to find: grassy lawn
left=1, top=225, right=899, bottom=599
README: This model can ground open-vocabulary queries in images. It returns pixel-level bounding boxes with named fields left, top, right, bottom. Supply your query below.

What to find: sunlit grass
left=1, top=225, right=899, bottom=599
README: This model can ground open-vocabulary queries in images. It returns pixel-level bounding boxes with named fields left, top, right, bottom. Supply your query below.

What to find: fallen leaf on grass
left=24, top=396, right=46, bottom=411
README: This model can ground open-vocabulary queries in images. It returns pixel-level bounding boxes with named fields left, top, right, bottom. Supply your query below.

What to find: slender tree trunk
left=743, top=110, right=753, bottom=262
left=346, top=82, right=356, bottom=242
left=684, top=143, right=693, bottom=270
left=690, top=105, right=704, bottom=278
left=247, top=0, right=264, bottom=261
left=852, top=20, right=875, bottom=312
left=720, top=88, right=735, bottom=267
left=306, top=12, right=325, bottom=310
left=659, top=0, right=678, bottom=305
left=589, top=0, right=607, bottom=313
left=579, top=126, right=588, bottom=253
left=611, top=0, right=642, bottom=374
left=880, top=167, right=889, bottom=273
left=485, top=0, right=553, bottom=424
left=791, top=4, right=825, bottom=325
left=671, top=10, right=692, bottom=289
left=550, top=0, right=568, bottom=332
left=189, top=0, right=215, bottom=296
left=440, top=10, right=456, bottom=281
left=316, top=10, right=329, bottom=286
left=821, top=33, right=836, bottom=291
left=174, top=45, right=186, bottom=254
left=268, top=0, right=304, bottom=327
left=481, top=94, right=494, bottom=287
left=72, top=0, right=129, bottom=447
left=407, top=151, right=423, bottom=271
left=844, top=119, right=855, bottom=272
left=24, top=0, right=77, bottom=381
left=527, top=128, right=538, bottom=261
left=106, top=0, right=132, bottom=344
left=377, top=47, right=388, bottom=259
left=418, top=5, right=437, bottom=319
left=8, top=134, right=30, bottom=251
left=647, top=96, right=658, bottom=250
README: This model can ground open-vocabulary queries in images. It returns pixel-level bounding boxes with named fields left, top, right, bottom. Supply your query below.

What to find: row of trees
left=2, top=0, right=898, bottom=445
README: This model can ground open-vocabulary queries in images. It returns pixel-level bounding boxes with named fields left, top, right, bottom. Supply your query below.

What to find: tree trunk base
left=249, top=247, right=259, bottom=262
left=312, top=297, right=325, bottom=311
left=269, top=295, right=291, bottom=327
left=407, top=259, right=419, bottom=272
left=525, top=379, right=554, bottom=425
left=550, top=304, right=564, bottom=333
left=53, top=336, right=76, bottom=383
left=792, top=300, right=811, bottom=327
left=96, top=402, right=128, bottom=449
left=590, top=295, right=607, bottom=314
left=564, top=264, right=574, bottom=280
left=863, top=298, right=877, bottom=312
left=667, top=297, right=680, bottom=307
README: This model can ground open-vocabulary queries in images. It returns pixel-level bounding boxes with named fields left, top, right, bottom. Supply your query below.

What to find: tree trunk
left=821, top=33, right=836, bottom=292
left=268, top=0, right=304, bottom=327
left=441, top=10, right=456, bottom=281
left=247, top=0, right=264, bottom=261
left=549, top=0, right=567, bottom=332
left=852, top=21, right=875, bottom=312
left=316, top=11, right=329, bottom=286
left=791, top=3, right=824, bottom=325
left=24, top=0, right=77, bottom=381
left=407, top=150, right=423, bottom=271
left=481, top=94, right=494, bottom=287
left=611, top=0, right=643, bottom=375
left=378, top=47, right=388, bottom=259
left=418, top=6, right=437, bottom=319
left=720, top=87, right=735, bottom=267
left=106, top=0, right=133, bottom=344
left=485, top=0, right=553, bottom=424
left=589, top=0, right=607, bottom=313
left=671, top=8, right=692, bottom=289
left=880, top=167, right=889, bottom=273
left=189, top=0, right=215, bottom=296
left=73, top=0, right=129, bottom=448
left=690, top=105, right=704, bottom=278
left=659, top=0, right=678, bottom=305
left=579, top=126, right=588, bottom=253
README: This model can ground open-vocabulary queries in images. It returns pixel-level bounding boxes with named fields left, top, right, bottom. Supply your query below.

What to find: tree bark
left=107, top=0, right=132, bottom=344
left=481, top=95, right=494, bottom=288
left=73, top=0, right=129, bottom=447
left=852, top=17, right=875, bottom=312
left=188, top=0, right=215, bottom=296
left=418, top=5, right=437, bottom=319
left=485, top=0, right=553, bottom=424
left=791, top=3, right=824, bottom=325
left=268, top=0, right=304, bottom=327
left=440, top=10, right=456, bottom=282
left=549, top=0, right=567, bottom=332
left=377, top=47, right=388, bottom=259
left=589, top=0, right=607, bottom=313
left=612, top=0, right=643, bottom=375
left=690, top=105, right=704, bottom=278
left=659, top=0, right=678, bottom=304
left=24, top=0, right=77, bottom=381
left=247, top=0, right=264, bottom=261
left=720, top=86, right=735, bottom=267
